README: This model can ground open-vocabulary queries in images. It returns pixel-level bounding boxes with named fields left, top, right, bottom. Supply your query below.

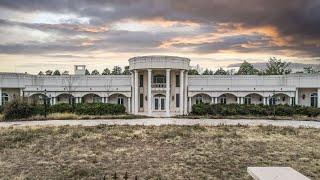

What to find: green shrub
left=3, top=100, right=33, bottom=120
left=49, top=103, right=73, bottom=113
left=75, top=103, right=126, bottom=115
left=192, top=103, right=209, bottom=115
left=191, top=103, right=320, bottom=117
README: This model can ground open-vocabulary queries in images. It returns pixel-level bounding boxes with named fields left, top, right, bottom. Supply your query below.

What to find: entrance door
left=154, top=97, right=165, bottom=111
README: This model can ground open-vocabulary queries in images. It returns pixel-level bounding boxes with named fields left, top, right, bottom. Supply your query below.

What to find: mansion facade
left=1, top=56, right=320, bottom=117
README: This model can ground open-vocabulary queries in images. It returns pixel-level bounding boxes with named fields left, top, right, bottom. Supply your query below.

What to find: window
left=1, top=93, right=9, bottom=105
left=118, top=96, right=124, bottom=105
left=93, top=96, right=102, bottom=103
left=311, top=93, right=318, bottom=107
left=244, top=96, right=251, bottom=105
left=176, top=75, right=180, bottom=87
left=140, top=94, right=144, bottom=108
left=219, top=95, right=226, bottom=104
left=139, top=75, right=144, bottom=87
left=176, top=94, right=180, bottom=108
left=195, top=95, right=203, bottom=104
left=153, top=75, right=166, bottom=84
left=269, top=97, right=276, bottom=105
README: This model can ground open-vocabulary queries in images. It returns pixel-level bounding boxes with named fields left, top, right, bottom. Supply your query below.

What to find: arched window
left=219, top=94, right=227, bottom=104
left=195, top=95, right=203, bottom=104
left=1, top=93, right=9, bottom=105
left=117, top=96, right=124, bottom=105
left=244, top=96, right=252, bottom=105
left=311, top=93, right=318, bottom=107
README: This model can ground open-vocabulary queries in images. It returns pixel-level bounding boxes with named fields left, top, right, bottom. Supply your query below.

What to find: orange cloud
left=160, top=23, right=293, bottom=49
left=139, top=17, right=200, bottom=28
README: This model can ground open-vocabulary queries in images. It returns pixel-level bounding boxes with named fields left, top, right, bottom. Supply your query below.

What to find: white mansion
left=0, top=56, right=320, bottom=117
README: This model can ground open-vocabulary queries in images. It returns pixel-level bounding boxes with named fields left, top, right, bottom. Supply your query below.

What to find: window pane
left=176, top=75, right=180, bottom=87
left=140, top=94, right=144, bottom=108
left=176, top=94, right=180, bottom=108
left=155, top=98, right=159, bottom=110
left=161, top=98, right=165, bottom=110
left=139, top=75, right=144, bottom=87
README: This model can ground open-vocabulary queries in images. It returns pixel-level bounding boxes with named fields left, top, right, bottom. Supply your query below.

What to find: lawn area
left=0, top=125, right=319, bottom=179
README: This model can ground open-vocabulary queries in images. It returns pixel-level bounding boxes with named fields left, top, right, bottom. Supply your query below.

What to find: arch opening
left=245, top=93, right=264, bottom=105
left=82, top=93, right=102, bottom=103
left=218, top=93, right=237, bottom=104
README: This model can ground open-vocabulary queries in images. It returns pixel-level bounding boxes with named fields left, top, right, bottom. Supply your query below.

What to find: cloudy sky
left=0, top=0, right=319, bottom=74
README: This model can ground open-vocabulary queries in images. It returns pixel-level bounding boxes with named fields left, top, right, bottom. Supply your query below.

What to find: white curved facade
left=1, top=55, right=320, bottom=117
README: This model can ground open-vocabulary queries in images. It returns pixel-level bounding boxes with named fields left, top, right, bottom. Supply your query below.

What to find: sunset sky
left=0, top=0, right=319, bottom=74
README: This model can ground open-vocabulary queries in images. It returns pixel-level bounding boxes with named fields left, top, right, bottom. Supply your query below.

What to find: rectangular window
left=117, top=97, right=124, bottom=105
left=176, top=75, right=180, bottom=87
left=140, top=94, right=144, bottom=108
left=176, top=94, right=180, bottom=108
left=139, top=74, right=144, bottom=87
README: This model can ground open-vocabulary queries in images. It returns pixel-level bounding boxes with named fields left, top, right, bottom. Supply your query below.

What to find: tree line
left=38, top=66, right=131, bottom=76
left=189, top=57, right=319, bottom=75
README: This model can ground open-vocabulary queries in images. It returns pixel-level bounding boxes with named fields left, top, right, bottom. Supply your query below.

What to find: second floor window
left=176, top=75, right=180, bottom=87
left=139, top=75, right=144, bottom=87
left=153, top=75, right=166, bottom=84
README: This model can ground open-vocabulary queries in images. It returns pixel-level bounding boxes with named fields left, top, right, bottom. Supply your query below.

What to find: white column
left=166, top=69, right=171, bottom=117
left=188, top=97, right=192, bottom=113
left=184, top=72, right=188, bottom=114
left=237, top=97, right=241, bottom=104
left=295, top=89, right=299, bottom=106
left=131, top=72, right=135, bottom=113
left=148, top=69, right=152, bottom=116
left=20, top=88, right=23, bottom=100
left=52, top=97, right=56, bottom=105
left=211, top=97, right=214, bottom=104
left=180, top=70, right=184, bottom=115
left=134, top=70, right=139, bottom=114
left=128, top=97, right=131, bottom=113
left=265, top=97, right=270, bottom=106
left=75, top=97, right=79, bottom=104
left=214, top=97, right=218, bottom=104
left=105, top=97, right=109, bottom=103
left=0, top=88, right=2, bottom=106
left=318, top=89, right=320, bottom=108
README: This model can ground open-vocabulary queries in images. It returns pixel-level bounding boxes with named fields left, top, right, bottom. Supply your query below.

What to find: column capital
left=147, top=69, right=152, bottom=72
left=166, top=69, right=171, bottom=72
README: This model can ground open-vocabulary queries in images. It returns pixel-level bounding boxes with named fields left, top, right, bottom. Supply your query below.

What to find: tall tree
left=91, top=69, right=100, bottom=75
left=102, top=68, right=111, bottom=75
left=214, top=68, right=227, bottom=75
left=53, top=70, right=61, bottom=76
left=202, top=69, right=214, bottom=75
left=85, top=69, right=90, bottom=75
left=265, top=57, right=292, bottom=75
left=236, top=61, right=259, bottom=75
left=45, top=70, right=53, bottom=76
left=122, top=66, right=131, bottom=75
left=111, top=66, right=122, bottom=75
left=188, top=69, right=199, bottom=75
left=38, top=71, right=44, bottom=75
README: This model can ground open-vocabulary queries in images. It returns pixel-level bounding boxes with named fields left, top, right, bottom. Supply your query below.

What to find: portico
left=129, top=56, right=190, bottom=117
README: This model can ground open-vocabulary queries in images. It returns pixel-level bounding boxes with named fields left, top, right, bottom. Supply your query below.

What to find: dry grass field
left=0, top=125, right=319, bottom=179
